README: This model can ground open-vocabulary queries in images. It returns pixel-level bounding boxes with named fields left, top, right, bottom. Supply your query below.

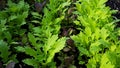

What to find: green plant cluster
left=0, top=0, right=29, bottom=63
left=16, top=0, right=71, bottom=67
left=71, top=0, right=120, bottom=68
left=0, top=0, right=120, bottom=68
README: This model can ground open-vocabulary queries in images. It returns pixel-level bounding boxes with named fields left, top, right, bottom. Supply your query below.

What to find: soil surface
left=106, top=0, right=120, bottom=27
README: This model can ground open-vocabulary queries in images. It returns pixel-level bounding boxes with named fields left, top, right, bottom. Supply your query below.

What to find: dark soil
left=106, top=0, right=120, bottom=27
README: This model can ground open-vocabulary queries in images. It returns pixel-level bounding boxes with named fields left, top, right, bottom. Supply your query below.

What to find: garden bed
left=0, top=0, right=120, bottom=68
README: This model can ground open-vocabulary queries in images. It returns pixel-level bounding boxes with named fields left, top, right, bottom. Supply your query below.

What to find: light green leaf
left=98, top=0, right=107, bottom=7
left=87, top=57, right=97, bottom=68
left=94, top=28, right=100, bottom=40
left=16, top=46, right=37, bottom=58
left=54, top=16, right=64, bottom=24
left=59, top=1, right=71, bottom=8
left=74, top=20, right=81, bottom=26
left=71, top=35, right=80, bottom=43
left=79, top=32, right=87, bottom=45
left=44, top=35, right=58, bottom=54
left=78, top=16, right=89, bottom=27
left=100, top=53, right=115, bottom=68
left=85, top=27, right=92, bottom=37
left=15, top=46, right=25, bottom=52
left=101, top=28, right=109, bottom=40
left=8, top=15, right=17, bottom=21
left=46, top=37, right=66, bottom=64
left=90, top=41, right=101, bottom=55
left=23, top=59, right=38, bottom=68
left=23, top=47, right=38, bottom=58
left=33, top=27, right=41, bottom=34
left=110, top=44, right=116, bottom=52
left=51, top=37, right=66, bottom=53
left=31, top=20, right=40, bottom=24
left=78, top=47, right=90, bottom=56
left=76, top=3, right=81, bottom=13
left=99, top=39, right=110, bottom=48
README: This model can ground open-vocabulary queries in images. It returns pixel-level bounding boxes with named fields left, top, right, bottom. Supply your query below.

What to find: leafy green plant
left=0, top=0, right=29, bottom=42
left=1, top=0, right=120, bottom=68
left=0, top=0, right=29, bottom=66
left=0, top=40, right=11, bottom=63
left=15, top=0, right=71, bottom=68
left=16, top=34, right=66, bottom=68
left=71, top=0, right=120, bottom=68
left=0, top=40, right=17, bottom=67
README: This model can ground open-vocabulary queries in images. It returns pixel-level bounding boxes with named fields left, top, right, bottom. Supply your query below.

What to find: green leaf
left=31, top=20, right=40, bottom=24
left=110, top=44, right=116, bottom=52
left=100, top=53, right=115, bottom=68
left=100, top=28, right=109, bottom=40
left=8, top=15, right=17, bottom=21
left=76, top=3, right=81, bottom=13
left=58, top=0, right=71, bottom=9
left=79, top=32, right=87, bottom=45
left=54, top=16, right=64, bottom=24
left=71, top=35, right=81, bottom=46
left=87, top=57, right=97, bottom=68
left=46, top=37, right=66, bottom=64
left=51, top=37, right=66, bottom=53
left=0, top=40, right=11, bottom=63
left=78, top=16, right=89, bottom=27
left=28, top=33, right=37, bottom=46
left=85, top=27, right=92, bottom=37
left=5, top=32, right=12, bottom=42
left=78, top=46, right=90, bottom=56
left=44, top=35, right=58, bottom=54
left=99, top=39, right=110, bottom=48
left=90, top=41, right=101, bottom=55
left=23, top=59, right=39, bottom=68
left=74, top=20, right=81, bottom=26
left=20, top=11, right=28, bottom=25
left=94, top=28, right=100, bottom=40
left=97, top=0, right=107, bottom=7
left=16, top=46, right=37, bottom=58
